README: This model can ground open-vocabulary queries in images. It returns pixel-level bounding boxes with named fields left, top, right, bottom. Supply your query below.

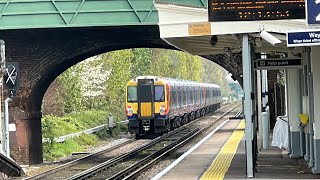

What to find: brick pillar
left=10, top=109, right=42, bottom=165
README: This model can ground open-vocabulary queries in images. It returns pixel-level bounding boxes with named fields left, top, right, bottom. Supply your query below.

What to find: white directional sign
left=307, top=0, right=320, bottom=25
left=3, top=62, right=19, bottom=93
left=5, top=65, right=17, bottom=87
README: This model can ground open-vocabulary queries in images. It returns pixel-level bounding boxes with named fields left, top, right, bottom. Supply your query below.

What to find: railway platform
left=152, top=119, right=320, bottom=180
left=0, top=153, right=24, bottom=178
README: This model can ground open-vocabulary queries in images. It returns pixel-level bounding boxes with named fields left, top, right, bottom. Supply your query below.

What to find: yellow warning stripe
left=200, top=120, right=245, bottom=180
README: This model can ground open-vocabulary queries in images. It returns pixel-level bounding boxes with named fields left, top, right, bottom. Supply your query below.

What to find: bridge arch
left=2, top=26, right=242, bottom=164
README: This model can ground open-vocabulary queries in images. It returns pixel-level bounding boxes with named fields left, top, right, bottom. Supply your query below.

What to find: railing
left=44, top=120, right=129, bottom=143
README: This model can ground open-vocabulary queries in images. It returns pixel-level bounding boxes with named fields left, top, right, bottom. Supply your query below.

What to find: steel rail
left=26, top=103, right=237, bottom=180
left=70, top=103, right=240, bottom=180
left=25, top=139, right=136, bottom=180
left=111, top=104, right=240, bottom=180
left=66, top=126, right=193, bottom=180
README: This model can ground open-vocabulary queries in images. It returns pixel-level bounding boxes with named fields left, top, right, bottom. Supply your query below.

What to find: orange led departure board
left=208, top=0, right=305, bottom=21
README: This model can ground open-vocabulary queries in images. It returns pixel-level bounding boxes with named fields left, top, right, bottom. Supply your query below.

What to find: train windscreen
left=127, top=86, right=137, bottom=102
left=155, top=85, right=165, bottom=102
left=139, top=85, right=153, bottom=102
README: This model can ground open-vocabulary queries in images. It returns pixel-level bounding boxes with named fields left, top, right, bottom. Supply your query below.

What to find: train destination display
left=208, top=0, right=305, bottom=21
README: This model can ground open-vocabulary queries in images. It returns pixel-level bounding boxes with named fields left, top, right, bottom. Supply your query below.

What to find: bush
left=43, top=134, right=98, bottom=161
left=42, top=110, right=108, bottom=160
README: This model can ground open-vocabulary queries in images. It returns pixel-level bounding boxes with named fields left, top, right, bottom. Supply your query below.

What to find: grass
left=42, top=110, right=128, bottom=161
left=43, top=134, right=98, bottom=161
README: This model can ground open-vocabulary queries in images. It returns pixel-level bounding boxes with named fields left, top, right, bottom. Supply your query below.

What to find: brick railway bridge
left=0, top=0, right=244, bottom=164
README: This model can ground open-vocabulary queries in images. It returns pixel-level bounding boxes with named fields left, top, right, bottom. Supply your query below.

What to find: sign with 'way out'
left=287, top=30, right=320, bottom=47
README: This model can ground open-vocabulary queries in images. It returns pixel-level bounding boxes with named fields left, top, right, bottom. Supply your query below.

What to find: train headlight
left=160, top=105, right=165, bottom=115
left=127, top=106, right=133, bottom=116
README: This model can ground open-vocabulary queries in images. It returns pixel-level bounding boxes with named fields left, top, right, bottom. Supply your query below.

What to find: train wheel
left=135, top=134, right=141, bottom=139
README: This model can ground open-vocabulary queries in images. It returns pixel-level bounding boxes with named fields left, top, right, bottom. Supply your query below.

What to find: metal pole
left=243, top=34, right=254, bottom=177
left=265, top=70, right=268, bottom=105
left=0, top=40, right=4, bottom=155
left=257, top=70, right=262, bottom=149
left=262, top=112, right=269, bottom=149
left=274, top=82, right=277, bottom=117
left=0, top=40, right=5, bottom=71
left=262, top=70, right=266, bottom=112
left=306, top=47, right=315, bottom=168
left=285, top=70, right=291, bottom=154
left=4, top=97, right=10, bottom=158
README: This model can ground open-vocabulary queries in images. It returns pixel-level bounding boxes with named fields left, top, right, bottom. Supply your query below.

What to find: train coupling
left=142, top=120, right=151, bottom=131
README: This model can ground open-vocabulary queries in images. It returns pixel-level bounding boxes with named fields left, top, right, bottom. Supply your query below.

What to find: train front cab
left=126, top=78, right=169, bottom=136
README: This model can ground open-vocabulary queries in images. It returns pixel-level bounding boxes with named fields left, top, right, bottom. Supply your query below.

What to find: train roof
left=129, top=76, right=221, bottom=88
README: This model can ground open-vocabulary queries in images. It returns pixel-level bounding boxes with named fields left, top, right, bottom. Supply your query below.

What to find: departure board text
left=208, top=0, right=305, bottom=21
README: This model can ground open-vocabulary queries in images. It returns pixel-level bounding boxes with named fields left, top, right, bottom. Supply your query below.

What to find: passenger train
left=126, top=76, right=222, bottom=138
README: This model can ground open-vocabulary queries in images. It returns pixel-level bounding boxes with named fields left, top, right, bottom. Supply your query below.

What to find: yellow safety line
left=200, top=120, right=245, bottom=180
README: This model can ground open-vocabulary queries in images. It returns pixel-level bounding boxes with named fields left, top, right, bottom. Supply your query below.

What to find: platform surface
left=153, top=119, right=320, bottom=180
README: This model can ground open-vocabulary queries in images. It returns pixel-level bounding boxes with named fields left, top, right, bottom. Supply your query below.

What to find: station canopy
left=154, top=2, right=308, bottom=55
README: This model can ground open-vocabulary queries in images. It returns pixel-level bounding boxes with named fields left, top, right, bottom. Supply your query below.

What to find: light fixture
left=260, top=30, right=282, bottom=46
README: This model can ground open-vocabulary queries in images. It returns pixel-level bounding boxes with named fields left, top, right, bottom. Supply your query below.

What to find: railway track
left=25, top=139, right=138, bottom=180
left=26, top=103, right=239, bottom=180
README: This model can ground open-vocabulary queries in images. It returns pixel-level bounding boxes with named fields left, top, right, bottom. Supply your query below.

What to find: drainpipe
left=307, top=47, right=315, bottom=168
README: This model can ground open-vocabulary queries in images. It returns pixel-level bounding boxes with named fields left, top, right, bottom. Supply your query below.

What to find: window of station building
left=155, top=85, right=165, bottom=102
left=127, top=86, right=138, bottom=102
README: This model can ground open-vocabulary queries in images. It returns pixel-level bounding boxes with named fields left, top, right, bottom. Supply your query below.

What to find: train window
left=140, top=85, right=153, bottom=102
left=127, top=86, right=138, bottom=102
left=178, top=86, right=182, bottom=106
left=171, top=89, right=175, bottom=106
left=155, top=85, right=165, bottom=102
left=190, top=87, right=193, bottom=103
left=184, top=87, right=187, bottom=105
left=185, top=88, right=187, bottom=105
left=187, top=87, right=190, bottom=105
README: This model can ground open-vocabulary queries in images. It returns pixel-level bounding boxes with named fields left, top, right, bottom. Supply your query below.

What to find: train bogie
left=126, top=76, right=222, bottom=138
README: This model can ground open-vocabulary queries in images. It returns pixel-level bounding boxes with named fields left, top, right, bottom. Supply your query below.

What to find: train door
left=137, top=79, right=155, bottom=119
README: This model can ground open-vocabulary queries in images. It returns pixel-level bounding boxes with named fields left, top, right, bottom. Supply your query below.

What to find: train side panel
left=126, top=76, right=223, bottom=137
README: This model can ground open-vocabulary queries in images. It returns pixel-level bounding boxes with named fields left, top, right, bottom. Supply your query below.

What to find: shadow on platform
left=225, top=138, right=320, bottom=179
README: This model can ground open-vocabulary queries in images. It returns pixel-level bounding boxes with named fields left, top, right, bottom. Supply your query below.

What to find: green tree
left=150, top=49, right=175, bottom=77
left=102, top=49, right=134, bottom=120
left=131, top=48, right=152, bottom=77
left=59, top=65, right=85, bottom=113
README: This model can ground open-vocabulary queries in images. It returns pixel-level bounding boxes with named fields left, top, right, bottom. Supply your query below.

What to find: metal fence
left=44, top=120, right=128, bottom=143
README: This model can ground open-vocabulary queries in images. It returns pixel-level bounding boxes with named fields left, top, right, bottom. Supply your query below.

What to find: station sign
left=306, top=0, right=320, bottom=25
left=287, top=29, right=320, bottom=47
left=254, top=58, right=302, bottom=70
left=188, top=22, right=211, bottom=36
left=208, top=0, right=305, bottom=22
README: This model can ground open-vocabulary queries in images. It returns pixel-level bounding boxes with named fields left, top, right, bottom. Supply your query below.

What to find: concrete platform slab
left=153, top=118, right=320, bottom=180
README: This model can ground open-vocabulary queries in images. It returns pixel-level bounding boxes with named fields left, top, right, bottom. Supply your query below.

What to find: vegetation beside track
left=42, top=110, right=128, bottom=161
left=41, top=48, right=239, bottom=161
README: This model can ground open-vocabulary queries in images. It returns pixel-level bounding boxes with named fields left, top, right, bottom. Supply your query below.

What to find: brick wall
left=0, top=26, right=244, bottom=164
